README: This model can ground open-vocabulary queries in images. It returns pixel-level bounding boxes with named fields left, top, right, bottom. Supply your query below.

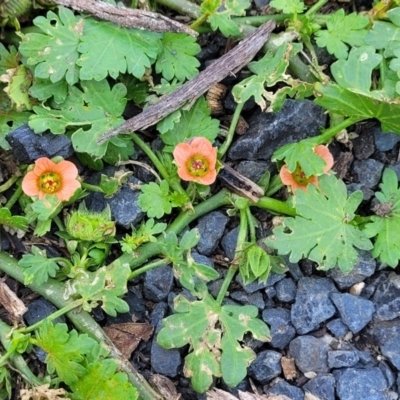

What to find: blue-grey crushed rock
left=330, top=293, right=375, bottom=334
left=303, top=374, right=335, bottom=400
left=335, top=368, right=391, bottom=400
left=248, top=350, right=282, bottom=384
left=326, top=318, right=349, bottom=338
left=143, top=264, right=174, bottom=302
left=327, top=350, right=359, bottom=368
left=352, top=159, right=385, bottom=188
left=6, top=124, right=74, bottom=163
left=275, top=277, right=297, bottom=302
left=262, top=308, right=296, bottom=349
left=196, top=211, right=229, bottom=255
left=327, top=250, right=376, bottom=289
left=289, top=335, right=330, bottom=373
left=265, top=379, right=304, bottom=400
left=291, top=277, right=338, bottom=334
left=228, top=99, right=327, bottom=164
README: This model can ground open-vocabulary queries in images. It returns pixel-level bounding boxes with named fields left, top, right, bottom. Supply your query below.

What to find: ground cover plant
left=1, top=0, right=400, bottom=398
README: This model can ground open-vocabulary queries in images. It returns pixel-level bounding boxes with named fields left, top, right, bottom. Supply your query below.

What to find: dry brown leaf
left=281, top=356, right=298, bottom=380
left=20, top=384, right=69, bottom=400
left=149, top=374, right=181, bottom=400
left=103, top=322, right=154, bottom=358
left=206, top=388, right=292, bottom=400
left=0, top=279, right=27, bottom=323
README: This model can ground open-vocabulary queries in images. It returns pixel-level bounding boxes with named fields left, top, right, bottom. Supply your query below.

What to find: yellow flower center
left=292, top=164, right=313, bottom=186
left=39, top=172, right=62, bottom=194
left=187, top=156, right=209, bottom=177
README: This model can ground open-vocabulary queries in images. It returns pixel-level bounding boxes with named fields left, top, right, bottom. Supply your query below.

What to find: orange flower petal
left=314, top=145, right=334, bottom=173
left=21, top=171, right=40, bottom=197
left=33, top=157, right=57, bottom=176
left=173, top=137, right=218, bottom=185
left=56, top=180, right=81, bottom=201
left=53, top=160, right=79, bottom=179
left=279, top=165, right=296, bottom=186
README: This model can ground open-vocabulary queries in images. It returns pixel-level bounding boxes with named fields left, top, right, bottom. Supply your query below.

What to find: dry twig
left=47, top=0, right=197, bottom=36
left=98, top=20, right=276, bottom=144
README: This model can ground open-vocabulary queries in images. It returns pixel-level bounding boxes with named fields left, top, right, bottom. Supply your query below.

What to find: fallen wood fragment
left=98, top=20, right=276, bottom=144
left=48, top=0, right=197, bottom=36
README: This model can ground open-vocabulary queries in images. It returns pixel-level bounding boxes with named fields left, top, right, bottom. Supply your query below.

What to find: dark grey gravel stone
left=191, top=252, right=214, bottom=268
left=264, top=285, right=276, bottom=299
left=275, top=277, right=297, bottom=302
left=220, top=226, right=239, bottom=260
left=330, top=293, right=375, bottom=333
left=379, top=361, right=396, bottom=388
left=265, top=380, right=304, bottom=400
left=24, top=298, right=65, bottom=326
left=289, top=335, right=330, bottom=373
left=352, top=159, right=384, bottom=188
left=143, top=264, right=174, bottom=302
left=336, top=368, right=391, bottom=400
left=6, top=124, right=74, bottom=163
left=235, top=275, right=269, bottom=294
left=366, top=319, right=400, bottom=370
left=373, top=125, right=400, bottom=151
left=262, top=308, right=296, bottom=349
left=326, top=318, right=349, bottom=338
left=149, top=302, right=168, bottom=331
left=151, top=338, right=181, bottom=377
left=328, top=350, right=359, bottom=368
left=253, top=0, right=271, bottom=9
left=303, top=374, right=335, bottom=400
left=248, top=350, right=282, bottom=384
left=357, top=350, right=377, bottom=367
left=236, top=160, right=270, bottom=183
left=196, top=211, right=229, bottom=255
left=230, top=290, right=265, bottom=309
left=328, top=250, right=376, bottom=289
left=352, top=128, right=374, bottom=160
left=291, top=277, right=338, bottom=334
left=85, top=175, right=144, bottom=228
left=372, top=272, right=400, bottom=321
left=346, top=182, right=375, bottom=201
left=228, top=100, right=327, bottom=163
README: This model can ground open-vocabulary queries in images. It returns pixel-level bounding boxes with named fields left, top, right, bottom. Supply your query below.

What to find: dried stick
left=48, top=0, right=197, bottom=36
left=98, top=20, right=276, bottom=144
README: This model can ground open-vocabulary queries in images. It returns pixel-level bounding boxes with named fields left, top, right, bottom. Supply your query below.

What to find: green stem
left=256, top=196, right=296, bottom=216
left=0, top=252, right=163, bottom=400
left=122, top=189, right=231, bottom=270
left=216, top=207, right=248, bottom=305
left=218, top=102, right=245, bottom=158
left=246, top=207, right=256, bottom=243
left=0, top=319, right=43, bottom=386
left=233, top=14, right=292, bottom=26
left=52, top=215, right=65, bottom=231
left=131, top=133, right=170, bottom=181
left=81, top=182, right=104, bottom=193
left=0, top=176, right=19, bottom=193
left=128, top=258, right=169, bottom=280
left=155, top=0, right=201, bottom=19
left=4, top=184, right=22, bottom=209
left=316, top=116, right=361, bottom=144
left=19, top=300, right=84, bottom=334
left=305, top=0, right=329, bottom=16
left=190, top=12, right=209, bottom=30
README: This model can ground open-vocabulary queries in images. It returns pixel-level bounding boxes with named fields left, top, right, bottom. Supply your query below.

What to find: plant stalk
left=0, top=319, right=43, bottom=386
left=0, top=252, right=163, bottom=400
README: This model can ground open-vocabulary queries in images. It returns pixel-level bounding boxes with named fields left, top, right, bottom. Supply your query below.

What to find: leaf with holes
left=157, top=294, right=269, bottom=392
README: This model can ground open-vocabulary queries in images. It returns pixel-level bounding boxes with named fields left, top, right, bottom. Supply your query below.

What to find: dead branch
left=98, top=20, right=276, bottom=144
left=48, top=0, right=197, bottom=36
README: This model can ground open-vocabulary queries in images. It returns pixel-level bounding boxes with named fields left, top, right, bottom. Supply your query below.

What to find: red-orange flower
left=280, top=145, right=334, bottom=192
left=173, top=137, right=217, bottom=185
left=22, top=157, right=81, bottom=201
